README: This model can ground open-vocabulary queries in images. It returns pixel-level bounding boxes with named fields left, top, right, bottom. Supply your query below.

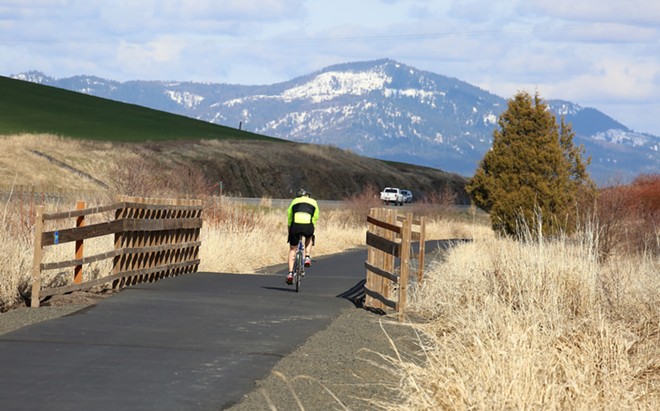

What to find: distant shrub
left=410, top=185, right=458, bottom=220
left=343, top=184, right=382, bottom=226
left=596, top=174, right=660, bottom=258
left=110, top=155, right=213, bottom=198
left=203, top=198, right=266, bottom=233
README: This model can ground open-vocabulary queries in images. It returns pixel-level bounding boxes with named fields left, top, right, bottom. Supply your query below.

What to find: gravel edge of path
left=226, top=306, right=420, bottom=411
left=0, top=304, right=93, bottom=335
left=0, top=290, right=114, bottom=335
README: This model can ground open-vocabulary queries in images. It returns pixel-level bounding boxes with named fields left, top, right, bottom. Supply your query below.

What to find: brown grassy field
left=0, top=134, right=468, bottom=201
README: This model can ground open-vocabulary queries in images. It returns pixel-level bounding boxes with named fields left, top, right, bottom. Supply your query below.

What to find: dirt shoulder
left=227, top=307, right=418, bottom=411
left=0, top=290, right=114, bottom=335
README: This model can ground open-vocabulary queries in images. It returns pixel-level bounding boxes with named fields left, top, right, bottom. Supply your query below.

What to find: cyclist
left=286, top=188, right=319, bottom=285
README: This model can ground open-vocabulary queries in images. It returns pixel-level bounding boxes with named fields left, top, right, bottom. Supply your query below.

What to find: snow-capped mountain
left=13, top=59, right=659, bottom=184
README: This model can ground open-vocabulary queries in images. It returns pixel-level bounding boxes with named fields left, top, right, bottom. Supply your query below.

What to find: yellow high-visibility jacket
left=287, top=196, right=319, bottom=226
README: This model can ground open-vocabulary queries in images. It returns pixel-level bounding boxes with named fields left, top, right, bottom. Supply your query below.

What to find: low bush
left=342, top=184, right=382, bottom=226
left=596, top=174, right=659, bottom=258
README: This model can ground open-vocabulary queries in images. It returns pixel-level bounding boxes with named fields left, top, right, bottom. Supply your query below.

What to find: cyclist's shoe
left=286, top=272, right=294, bottom=285
left=304, top=256, right=312, bottom=267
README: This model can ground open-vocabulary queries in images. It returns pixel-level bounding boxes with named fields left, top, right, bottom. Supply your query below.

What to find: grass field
left=0, top=75, right=283, bottom=142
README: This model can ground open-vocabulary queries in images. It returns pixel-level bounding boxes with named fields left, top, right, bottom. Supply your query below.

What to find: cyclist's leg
left=304, top=238, right=312, bottom=263
left=287, top=226, right=300, bottom=284
left=288, top=245, right=296, bottom=272
left=303, top=225, right=315, bottom=266
left=287, top=225, right=301, bottom=270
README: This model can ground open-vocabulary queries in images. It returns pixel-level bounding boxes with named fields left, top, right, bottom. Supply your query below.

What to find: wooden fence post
left=373, top=208, right=384, bottom=310
left=365, top=208, right=376, bottom=309
left=31, top=206, right=44, bottom=308
left=112, top=200, right=125, bottom=290
left=397, top=212, right=412, bottom=320
left=74, top=200, right=85, bottom=284
left=384, top=208, right=394, bottom=309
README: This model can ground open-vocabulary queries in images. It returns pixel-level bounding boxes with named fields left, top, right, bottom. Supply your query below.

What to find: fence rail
left=364, top=208, right=426, bottom=320
left=31, top=196, right=203, bottom=307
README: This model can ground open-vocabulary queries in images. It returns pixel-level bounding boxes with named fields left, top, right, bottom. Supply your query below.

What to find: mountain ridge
left=12, top=59, right=659, bottom=184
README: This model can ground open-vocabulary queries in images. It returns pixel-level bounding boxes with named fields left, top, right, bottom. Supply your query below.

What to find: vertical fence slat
left=397, top=212, right=412, bottom=320
left=30, top=206, right=44, bottom=307
left=74, top=200, right=85, bottom=284
left=365, top=208, right=376, bottom=308
left=112, top=203, right=124, bottom=290
left=373, top=208, right=382, bottom=310
left=383, top=208, right=395, bottom=309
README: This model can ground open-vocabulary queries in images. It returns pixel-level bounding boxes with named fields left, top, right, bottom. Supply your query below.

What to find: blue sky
left=1, top=0, right=659, bottom=136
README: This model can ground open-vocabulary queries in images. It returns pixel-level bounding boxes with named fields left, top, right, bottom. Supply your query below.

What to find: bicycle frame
left=292, top=235, right=305, bottom=292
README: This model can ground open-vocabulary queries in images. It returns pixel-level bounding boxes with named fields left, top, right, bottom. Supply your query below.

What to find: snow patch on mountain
left=260, top=104, right=360, bottom=135
left=483, top=113, right=497, bottom=125
left=165, top=90, right=204, bottom=109
left=13, top=71, right=51, bottom=83
left=383, top=88, right=440, bottom=105
left=281, top=70, right=392, bottom=103
left=552, top=101, right=582, bottom=116
left=593, top=129, right=654, bottom=148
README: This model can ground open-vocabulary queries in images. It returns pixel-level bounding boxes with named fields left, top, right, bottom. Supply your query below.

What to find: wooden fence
left=31, top=196, right=203, bottom=307
left=364, top=208, right=426, bottom=319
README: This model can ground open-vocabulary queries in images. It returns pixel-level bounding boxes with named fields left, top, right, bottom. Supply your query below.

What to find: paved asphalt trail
left=0, top=249, right=370, bottom=411
left=0, top=240, right=451, bottom=410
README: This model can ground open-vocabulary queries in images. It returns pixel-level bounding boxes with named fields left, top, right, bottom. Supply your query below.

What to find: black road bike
left=291, top=234, right=315, bottom=292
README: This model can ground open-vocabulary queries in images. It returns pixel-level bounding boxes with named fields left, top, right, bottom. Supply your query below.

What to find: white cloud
left=118, top=37, right=186, bottom=65
left=0, top=0, right=659, bottom=135
left=448, top=0, right=512, bottom=22
left=522, top=0, right=660, bottom=25
left=549, top=58, right=660, bottom=103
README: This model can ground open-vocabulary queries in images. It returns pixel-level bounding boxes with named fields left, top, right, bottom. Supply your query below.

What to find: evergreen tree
left=467, top=91, right=595, bottom=236
left=560, top=118, right=595, bottom=195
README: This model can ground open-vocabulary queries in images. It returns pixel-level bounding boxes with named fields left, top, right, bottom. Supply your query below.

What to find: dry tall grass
left=0, top=190, right=117, bottom=310
left=0, top=189, right=470, bottom=310
left=198, top=197, right=476, bottom=274
left=379, top=228, right=659, bottom=410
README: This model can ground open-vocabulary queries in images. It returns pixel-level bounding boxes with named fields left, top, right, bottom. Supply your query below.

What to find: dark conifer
left=467, top=91, right=595, bottom=237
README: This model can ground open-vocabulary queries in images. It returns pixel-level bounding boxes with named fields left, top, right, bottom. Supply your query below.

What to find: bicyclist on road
left=286, top=188, right=319, bottom=285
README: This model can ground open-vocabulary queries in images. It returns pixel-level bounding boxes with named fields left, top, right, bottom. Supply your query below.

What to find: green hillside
left=0, top=75, right=283, bottom=142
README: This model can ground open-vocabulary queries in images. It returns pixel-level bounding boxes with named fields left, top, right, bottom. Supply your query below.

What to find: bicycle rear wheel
left=294, top=250, right=303, bottom=292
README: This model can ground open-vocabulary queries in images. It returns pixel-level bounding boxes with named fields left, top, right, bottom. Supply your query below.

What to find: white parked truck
left=380, top=187, right=404, bottom=206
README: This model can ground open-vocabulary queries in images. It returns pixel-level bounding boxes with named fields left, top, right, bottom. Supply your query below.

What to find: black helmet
left=296, top=188, right=309, bottom=197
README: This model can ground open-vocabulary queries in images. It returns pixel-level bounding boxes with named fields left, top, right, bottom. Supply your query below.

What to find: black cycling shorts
left=288, top=223, right=315, bottom=246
